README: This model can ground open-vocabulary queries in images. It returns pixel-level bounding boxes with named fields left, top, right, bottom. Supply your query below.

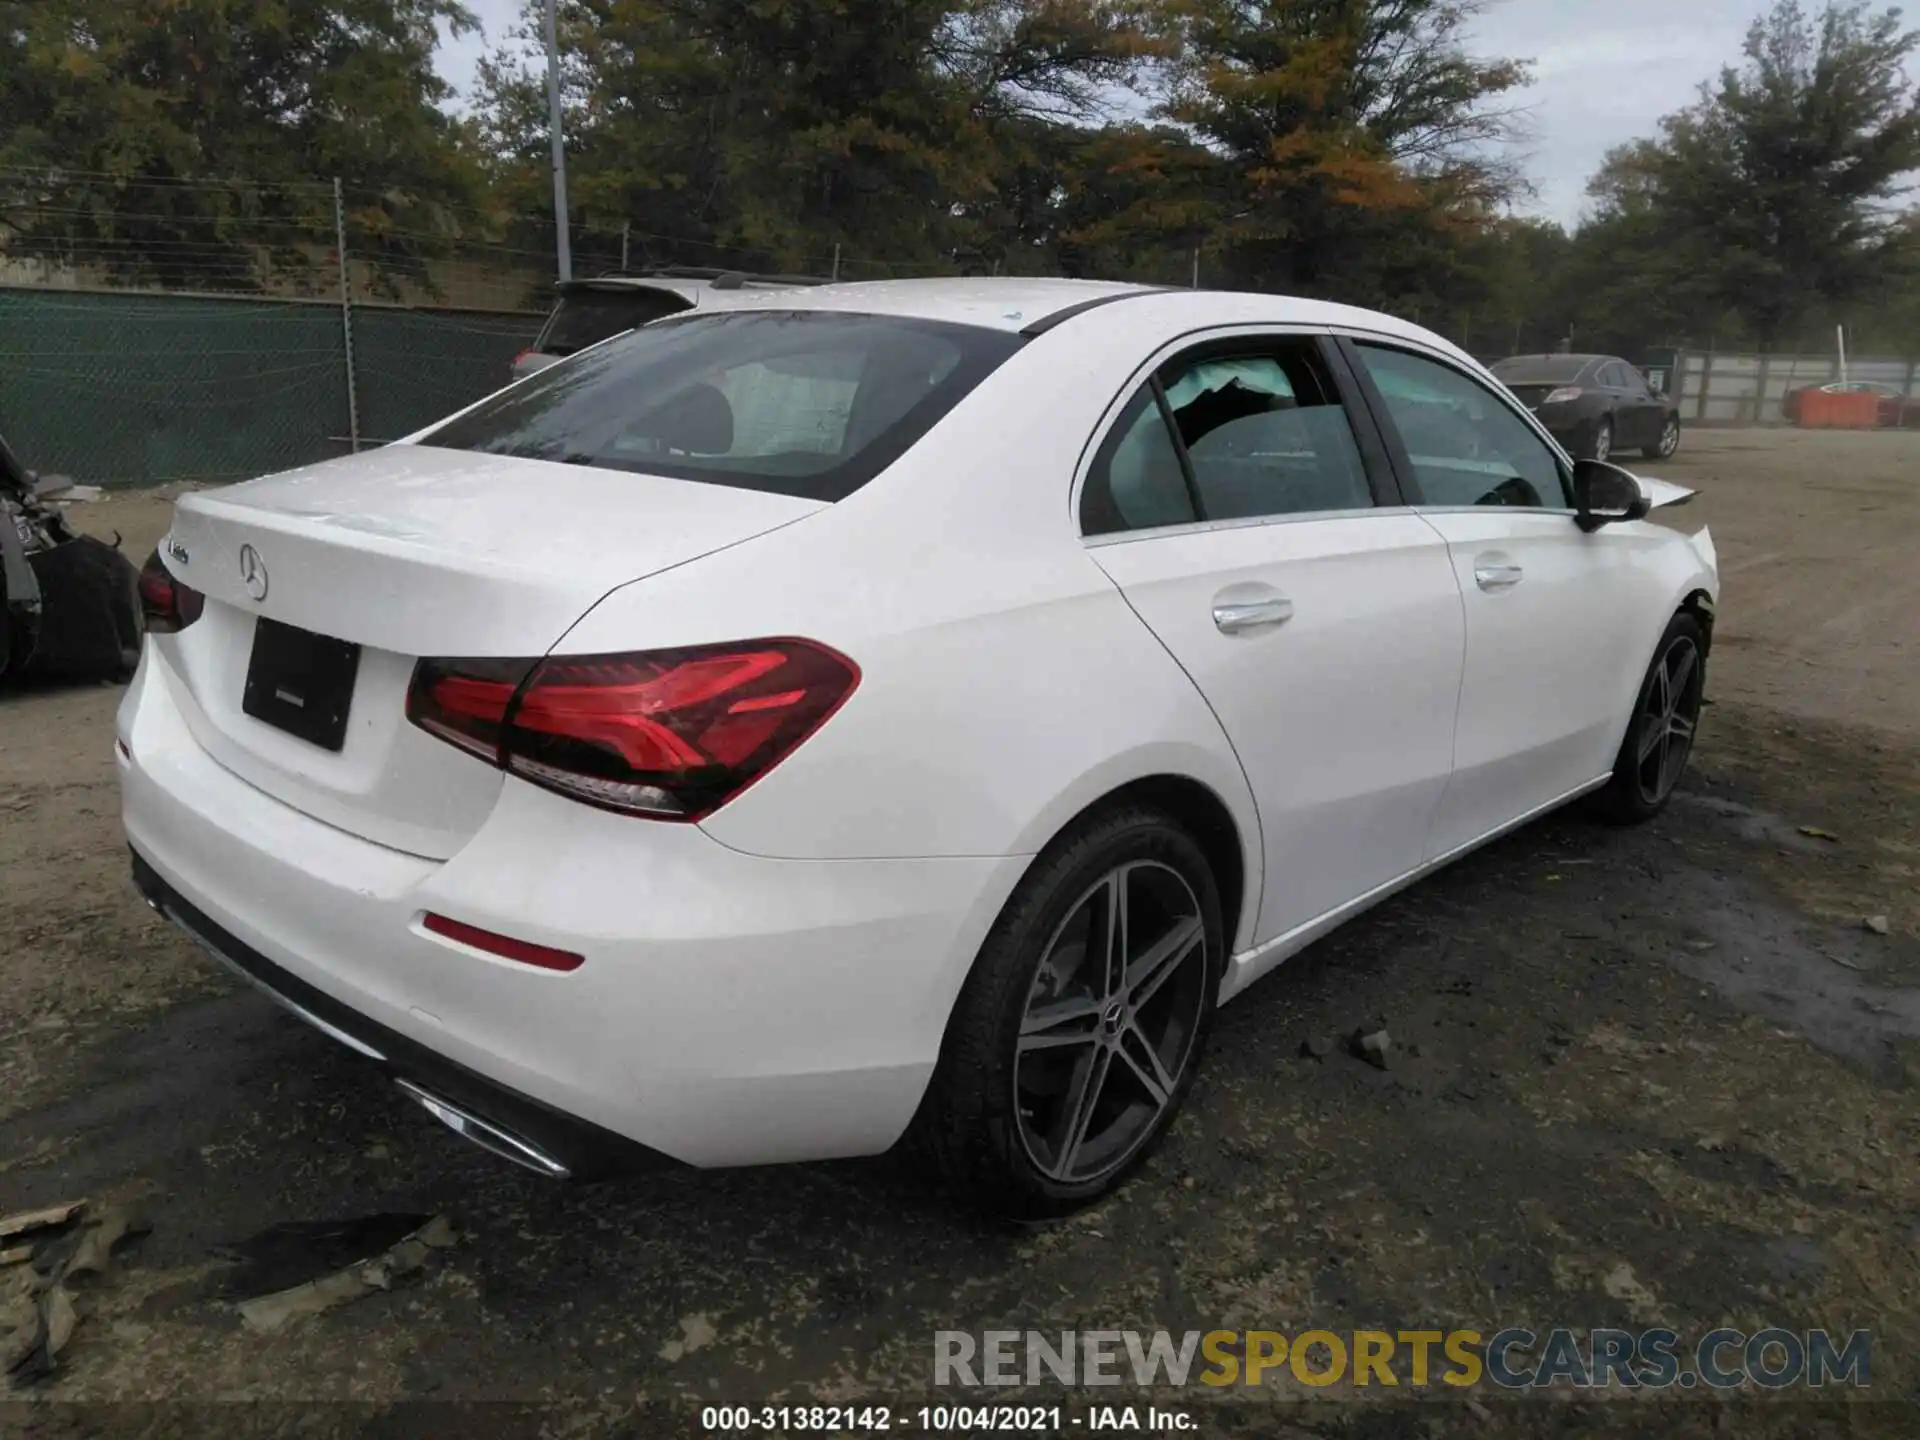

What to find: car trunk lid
left=157, top=444, right=823, bottom=857
left=1502, top=383, right=1561, bottom=409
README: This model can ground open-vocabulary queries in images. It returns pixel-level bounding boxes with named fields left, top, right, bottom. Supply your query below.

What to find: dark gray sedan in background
left=1490, top=353, right=1682, bottom=462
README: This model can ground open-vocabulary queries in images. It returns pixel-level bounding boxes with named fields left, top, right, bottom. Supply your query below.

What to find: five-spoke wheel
left=910, top=805, right=1223, bottom=1218
left=1634, top=633, right=1701, bottom=807
left=1014, top=861, right=1210, bottom=1186
left=1595, top=610, right=1708, bottom=824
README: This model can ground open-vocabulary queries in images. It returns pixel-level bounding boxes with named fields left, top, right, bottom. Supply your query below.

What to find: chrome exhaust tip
left=394, top=1078, right=572, bottom=1179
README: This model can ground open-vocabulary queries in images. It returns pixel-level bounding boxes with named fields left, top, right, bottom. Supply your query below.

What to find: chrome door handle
left=1212, top=597, right=1293, bottom=634
left=1474, top=563, right=1523, bottom=591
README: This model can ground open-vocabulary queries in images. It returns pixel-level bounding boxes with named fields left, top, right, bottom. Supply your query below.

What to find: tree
left=1598, top=0, right=1920, bottom=348
left=1049, top=122, right=1228, bottom=282
left=1147, top=0, right=1530, bottom=303
left=0, top=0, right=489, bottom=293
left=1539, top=143, right=1732, bottom=358
left=473, top=0, right=1158, bottom=277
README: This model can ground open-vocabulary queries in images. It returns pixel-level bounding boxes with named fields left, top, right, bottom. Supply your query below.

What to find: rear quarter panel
left=551, top=309, right=1266, bottom=943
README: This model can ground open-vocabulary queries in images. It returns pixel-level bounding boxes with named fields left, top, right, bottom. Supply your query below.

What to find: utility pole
left=332, top=177, right=360, bottom=453
left=545, top=0, right=572, bottom=283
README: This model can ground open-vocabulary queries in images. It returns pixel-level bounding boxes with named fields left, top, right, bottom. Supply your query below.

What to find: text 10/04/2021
left=700, top=1404, right=1193, bottom=1431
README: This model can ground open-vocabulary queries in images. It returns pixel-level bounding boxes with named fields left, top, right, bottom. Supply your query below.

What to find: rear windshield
left=423, top=310, right=1024, bottom=501
left=1490, top=357, right=1589, bottom=385
left=537, top=288, right=694, bottom=356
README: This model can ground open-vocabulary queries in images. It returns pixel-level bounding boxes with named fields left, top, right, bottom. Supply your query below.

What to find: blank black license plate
left=242, top=618, right=361, bottom=752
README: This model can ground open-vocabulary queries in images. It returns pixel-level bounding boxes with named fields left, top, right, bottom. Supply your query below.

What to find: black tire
left=22, top=535, right=142, bottom=683
left=908, top=804, right=1226, bottom=1220
left=1644, top=414, right=1681, bottom=461
left=1591, top=611, right=1707, bottom=825
left=1585, top=417, right=1614, bottom=463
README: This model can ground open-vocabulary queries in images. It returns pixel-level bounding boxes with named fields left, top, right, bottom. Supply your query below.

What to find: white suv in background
left=510, top=268, right=830, bottom=382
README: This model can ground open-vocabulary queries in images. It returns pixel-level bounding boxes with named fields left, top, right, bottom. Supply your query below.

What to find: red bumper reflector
left=421, top=913, right=585, bottom=973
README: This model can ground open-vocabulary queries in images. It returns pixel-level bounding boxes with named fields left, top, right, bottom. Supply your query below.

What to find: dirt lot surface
left=1, top=428, right=1917, bottom=1436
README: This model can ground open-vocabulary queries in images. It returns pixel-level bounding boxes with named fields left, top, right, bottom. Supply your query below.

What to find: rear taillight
left=408, top=656, right=538, bottom=762
left=405, top=638, right=859, bottom=821
left=138, top=547, right=204, bottom=633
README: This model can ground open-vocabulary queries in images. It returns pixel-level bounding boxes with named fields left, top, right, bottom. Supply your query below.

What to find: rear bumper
left=130, top=849, right=658, bottom=1180
left=1534, top=414, right=1594, bottom=451
left=118, top=644, right=1026, bottom=1172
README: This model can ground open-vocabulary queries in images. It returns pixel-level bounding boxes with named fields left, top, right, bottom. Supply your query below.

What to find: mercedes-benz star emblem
left=238, top=543, right=269, bottom=602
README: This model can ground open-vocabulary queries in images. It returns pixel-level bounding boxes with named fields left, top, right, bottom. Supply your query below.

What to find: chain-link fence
left=0, top=287, right=537, bottom=485
left=0, top=170, right=562, bottom=485
left=0, top=169, right=1008, bottom=485
left=0, top=167, right=1623, bottom=484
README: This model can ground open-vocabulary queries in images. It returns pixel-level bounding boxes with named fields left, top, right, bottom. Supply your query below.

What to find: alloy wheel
left=1014, top=861, right=1210, bottom=1185
left=1659, top=419, right=1680, bottom=458
left=1593, top=422, right=1612, bottom=463
left=1635, top=635, right=1702, bottom=805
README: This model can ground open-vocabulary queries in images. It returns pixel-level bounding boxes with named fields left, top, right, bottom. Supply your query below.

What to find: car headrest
left=640, top=382, right=734, bottom=455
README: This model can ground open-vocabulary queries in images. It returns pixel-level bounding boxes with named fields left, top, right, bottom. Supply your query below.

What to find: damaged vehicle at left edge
left=0, top=428, right=144, bottom=686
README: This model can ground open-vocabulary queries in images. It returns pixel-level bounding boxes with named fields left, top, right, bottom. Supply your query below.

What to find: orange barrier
left=1796, top=388, right=1881, bottom=429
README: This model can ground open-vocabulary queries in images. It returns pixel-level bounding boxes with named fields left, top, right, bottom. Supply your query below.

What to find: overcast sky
left=435, top=0, right=1772, bottom=228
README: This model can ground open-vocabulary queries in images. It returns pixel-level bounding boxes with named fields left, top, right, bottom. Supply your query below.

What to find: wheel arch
left=917, top=765, right=1257, bottom=1123
left=1679, top=586, right=1715, bottom=655
left=1007, top=765, right=1259, bottom=959
left=1092, top=773, right=1248, bottom=958
left=1604, top=584, right=1717, bottom=760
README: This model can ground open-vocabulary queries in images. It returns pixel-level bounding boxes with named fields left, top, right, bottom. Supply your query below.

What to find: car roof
left=692, top=277, right=1150, bottom=333
left=689, top=276, right=1464, bottom=352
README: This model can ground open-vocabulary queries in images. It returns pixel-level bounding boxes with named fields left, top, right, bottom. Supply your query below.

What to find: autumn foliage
left=4, top=0, right=1919, bottom=354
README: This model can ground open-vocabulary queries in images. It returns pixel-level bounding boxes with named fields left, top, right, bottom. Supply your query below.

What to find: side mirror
left=1573, top=459, right=1652, bottom=533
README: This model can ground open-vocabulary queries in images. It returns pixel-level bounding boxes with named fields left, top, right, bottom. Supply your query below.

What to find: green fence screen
left=0, top=286, right=540, bottom=487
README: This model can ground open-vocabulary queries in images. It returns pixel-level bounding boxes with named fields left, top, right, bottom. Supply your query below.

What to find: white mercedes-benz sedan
left=120, top=278, right=1718, bottom=1216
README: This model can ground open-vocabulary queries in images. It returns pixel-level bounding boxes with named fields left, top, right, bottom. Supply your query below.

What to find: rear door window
left=1165, top=354, right=1371, bottom=521
left=1080, top=389, right=1198, bottom=535
left=1081, top=337, right=1373, bottom=536
left=423, top=311, right=1023, bottom=502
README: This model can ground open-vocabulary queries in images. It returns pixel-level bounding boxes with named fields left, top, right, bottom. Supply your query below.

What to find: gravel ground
left=1, top=429, right=1917, bottom=1437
